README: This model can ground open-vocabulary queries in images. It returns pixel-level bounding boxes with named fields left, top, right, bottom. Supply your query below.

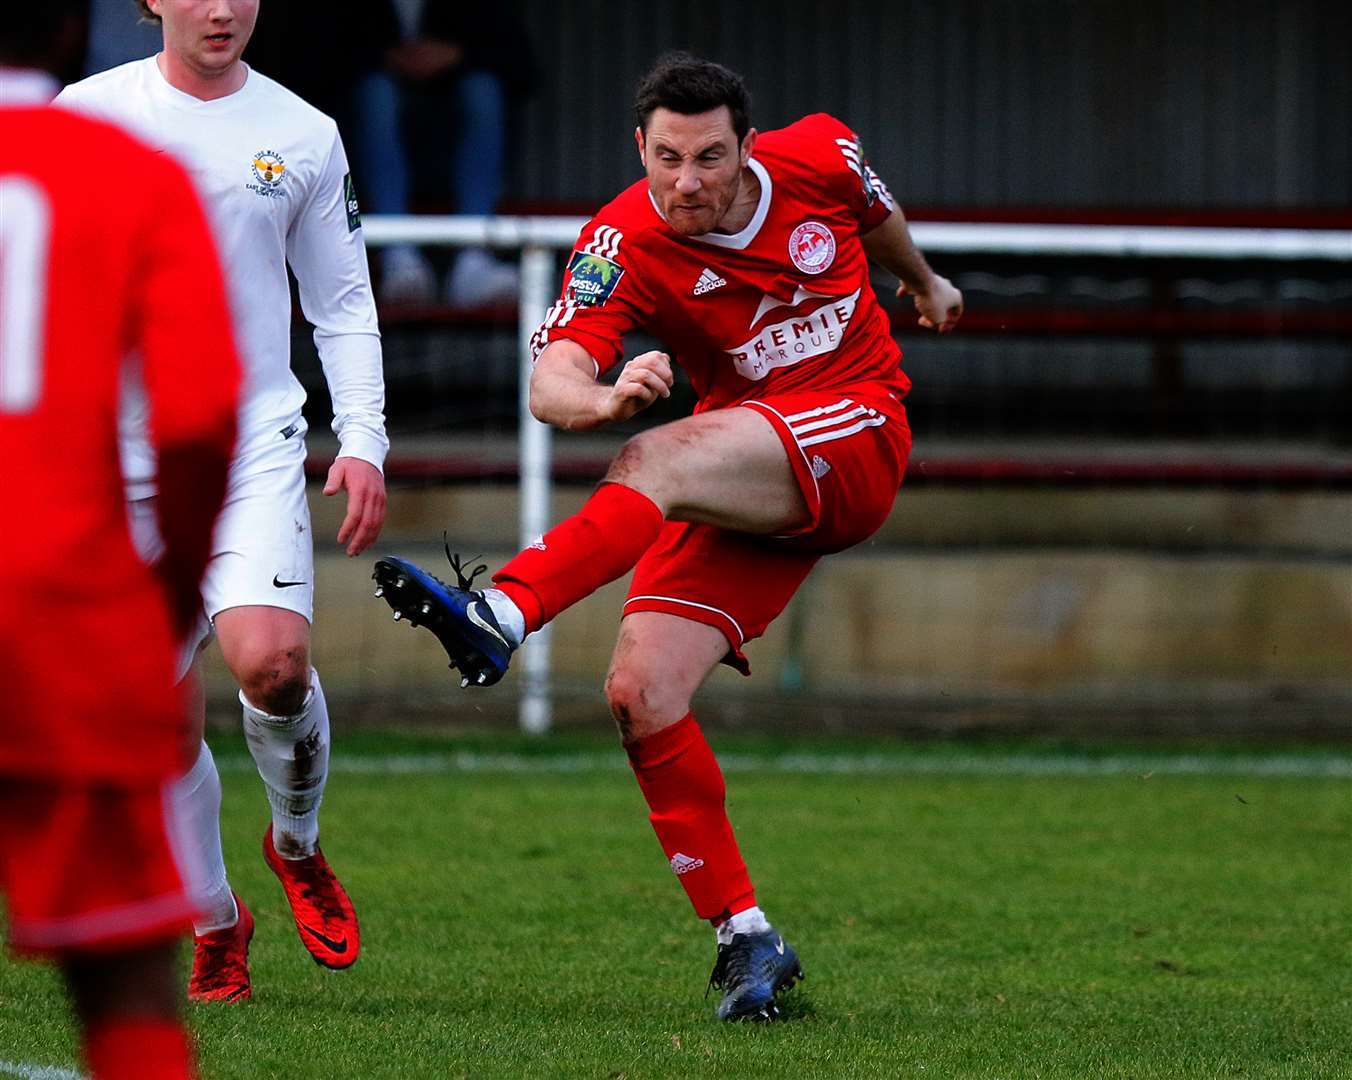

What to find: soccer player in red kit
left=0, top=8, right=239, bottom=1077
left=374, top=52, right=962, bottom=1020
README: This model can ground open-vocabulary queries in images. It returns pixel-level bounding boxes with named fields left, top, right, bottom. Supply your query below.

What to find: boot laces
left=442, top=533, right=487, bottom=591
left=706, top=937, right=754, bottom=997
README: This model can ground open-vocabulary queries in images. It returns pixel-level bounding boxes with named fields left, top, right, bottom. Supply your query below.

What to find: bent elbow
left=527, top=384, right=553, bottom=424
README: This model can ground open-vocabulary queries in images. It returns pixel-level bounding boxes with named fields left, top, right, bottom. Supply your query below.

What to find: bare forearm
left=862, top=209, right=938, bottom=293
left=529, top=348, right=612, bottom=431
left=863, top=208, right=965, bottom=333
left=530, top=340, right=674, bottom=430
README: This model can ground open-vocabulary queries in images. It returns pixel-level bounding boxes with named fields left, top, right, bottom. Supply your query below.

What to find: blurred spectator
left=250, top=1, right=536, bottom=309
left=390, top=1, right=537, bottom=307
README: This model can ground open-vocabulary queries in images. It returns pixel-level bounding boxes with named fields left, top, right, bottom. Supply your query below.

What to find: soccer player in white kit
left=57, top=0, right=388, bottom=1001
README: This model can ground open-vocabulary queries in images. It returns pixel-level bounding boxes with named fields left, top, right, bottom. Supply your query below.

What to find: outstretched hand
left=899, top=275, right=964, bottom=333
left=323, top=456, right=387, bottom=556
left=602, top=350, right=674, bottom=423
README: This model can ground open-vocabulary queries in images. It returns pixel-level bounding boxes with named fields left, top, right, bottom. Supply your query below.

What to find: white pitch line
left=0, top=1063, right=83, bottom=1080
left=214, top=752, right=1352, bottom=779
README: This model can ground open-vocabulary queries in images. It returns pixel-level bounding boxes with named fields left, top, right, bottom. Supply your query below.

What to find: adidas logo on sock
left=692, top=268, right=727, bottom=296
left=670, top=852, right=705, bottom=875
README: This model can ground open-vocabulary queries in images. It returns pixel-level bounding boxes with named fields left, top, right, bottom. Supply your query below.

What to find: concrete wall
left=203, top=484, right=1352, bottom=730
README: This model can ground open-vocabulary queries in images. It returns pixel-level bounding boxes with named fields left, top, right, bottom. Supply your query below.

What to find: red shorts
left=2, top=582, right=189, bottom=783
left=625, top=388, right=911, bottom=673
left=0, top=776, right=195, bottom=957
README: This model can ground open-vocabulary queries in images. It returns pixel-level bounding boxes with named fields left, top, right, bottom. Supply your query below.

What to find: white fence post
left=517, top=245, right=555, bottom=734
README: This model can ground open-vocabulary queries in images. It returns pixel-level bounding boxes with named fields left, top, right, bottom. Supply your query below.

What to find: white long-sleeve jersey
left=56, top=59, right=387, bottom=497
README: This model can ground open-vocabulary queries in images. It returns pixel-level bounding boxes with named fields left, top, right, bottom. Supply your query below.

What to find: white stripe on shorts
left=624, top=595, right=746, bottom=644
left=785, top=397, right=856, bottom=424
left=788, top=404, right=873, bottom=436
left=798, top=414, right=888, bottom=447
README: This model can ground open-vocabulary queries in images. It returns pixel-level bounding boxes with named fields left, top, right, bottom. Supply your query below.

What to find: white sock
left=717, top=906, right=773, bottom=945
left=172, top=741, right=238, bottom=934
left=241, top=667, right=330, bottom=859
left=482, top=587, right=526, bottom=646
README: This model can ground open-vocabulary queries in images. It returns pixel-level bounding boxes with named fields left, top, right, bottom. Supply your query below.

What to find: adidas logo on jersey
left=670, top=852, right=705, bottom=875
left=693, top=268, right=727, bottom=296
left=811, top=455, right=832, bottom=479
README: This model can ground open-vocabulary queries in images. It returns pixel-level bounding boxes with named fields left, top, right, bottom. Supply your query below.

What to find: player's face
left=149, top=0, right=259, bottom=78
left=638, top=107, right=754, bottom=236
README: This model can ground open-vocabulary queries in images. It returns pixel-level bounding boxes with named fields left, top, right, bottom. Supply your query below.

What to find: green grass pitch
left=2, top=732, right=1349, bottom=1078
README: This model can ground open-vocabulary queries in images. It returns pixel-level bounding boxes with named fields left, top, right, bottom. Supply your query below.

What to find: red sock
left=626, top=714, right=757, bottom=923
left=84, top=1017, right=195, bottom=1080
left=493, top=482, right=664, bottom=633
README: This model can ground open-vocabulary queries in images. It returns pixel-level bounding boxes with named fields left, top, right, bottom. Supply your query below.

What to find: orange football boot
left=262, top=825, right=360, bottom=969
left=188, top=893, right=254, bottom=1003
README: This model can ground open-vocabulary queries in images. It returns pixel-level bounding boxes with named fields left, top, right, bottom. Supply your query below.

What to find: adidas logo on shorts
left=693, top=268, right=727, bottom=296
left=670, top=852, right=705, bottom=875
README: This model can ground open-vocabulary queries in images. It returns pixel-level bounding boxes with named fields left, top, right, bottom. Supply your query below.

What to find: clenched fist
left=602, top=350, right=674, bottom=423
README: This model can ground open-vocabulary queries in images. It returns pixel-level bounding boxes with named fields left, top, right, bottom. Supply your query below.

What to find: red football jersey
left=531, top=113, right=909, bottom=409
left=0, top=101, right=239, bottom=781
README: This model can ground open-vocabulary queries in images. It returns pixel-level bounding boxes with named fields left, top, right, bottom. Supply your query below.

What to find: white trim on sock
left=482, top=587, right=526, bottom=646
left=717, top=906, right=772, bottom=945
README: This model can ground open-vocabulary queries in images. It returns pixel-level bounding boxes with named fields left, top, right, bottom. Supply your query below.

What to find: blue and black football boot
left=706, top=928, right=804, bottom=1021
left=371, top=548, right=515, bottom=687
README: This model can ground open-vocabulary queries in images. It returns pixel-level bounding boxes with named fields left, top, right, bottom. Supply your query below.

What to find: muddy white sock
left=241, top=668, right=330, bottom=858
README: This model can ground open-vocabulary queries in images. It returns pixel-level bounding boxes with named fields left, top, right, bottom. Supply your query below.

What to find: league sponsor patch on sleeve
left=835, top=136, right=895, bottom=211
left=566, top=251, right=625, bottom=307
left=343, top=172, right=361, bottom=232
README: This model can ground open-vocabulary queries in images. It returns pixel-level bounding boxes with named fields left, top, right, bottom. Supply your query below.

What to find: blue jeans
left=346, top=70, right=411, bottom=216
left=451, top=70, right=508, bottom=216
left=347, top=68, right=509, bottom=217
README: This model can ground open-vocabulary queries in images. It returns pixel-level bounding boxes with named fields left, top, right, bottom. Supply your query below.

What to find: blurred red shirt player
left=0, top=8, right=239, bottom=1079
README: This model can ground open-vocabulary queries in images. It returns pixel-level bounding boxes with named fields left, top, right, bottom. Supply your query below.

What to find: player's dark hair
left=0, top=1, right=86, bottom=67
left=634, top=52, right=752, bottom=142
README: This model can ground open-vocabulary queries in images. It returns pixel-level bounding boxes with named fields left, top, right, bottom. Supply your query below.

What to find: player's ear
left=739, top=128, right=758, bottom=167
left=635, top=126, right=647, bottom=166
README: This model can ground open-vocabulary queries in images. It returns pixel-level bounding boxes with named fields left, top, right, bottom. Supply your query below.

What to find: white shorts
left=129, top=432, right=313, bottom=676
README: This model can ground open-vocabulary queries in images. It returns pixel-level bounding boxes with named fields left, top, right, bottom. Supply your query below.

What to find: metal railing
left=359, top=215, right=1352, bottom=732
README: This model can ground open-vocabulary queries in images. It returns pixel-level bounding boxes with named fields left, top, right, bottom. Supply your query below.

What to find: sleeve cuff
left=334, top=431, right=389, bottom=472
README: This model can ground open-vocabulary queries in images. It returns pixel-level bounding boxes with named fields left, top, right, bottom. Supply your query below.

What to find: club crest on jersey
left=789, top=221, right=836, bottom=275
left=566, top=251, right=625, bottom=307
left=247, top=149, right=287, bottom=198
